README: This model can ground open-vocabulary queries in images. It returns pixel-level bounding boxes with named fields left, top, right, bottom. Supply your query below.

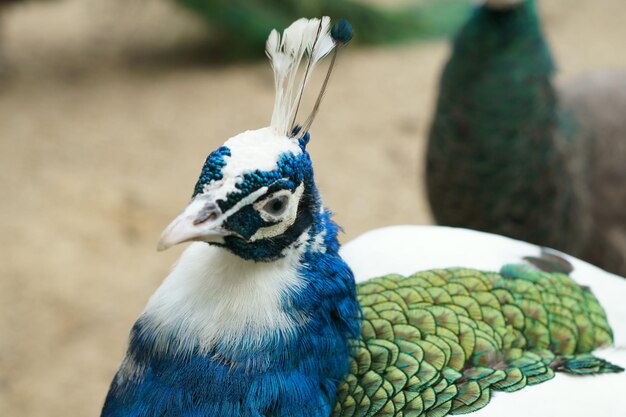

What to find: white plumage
left=145, top=237, right=309, bottom=356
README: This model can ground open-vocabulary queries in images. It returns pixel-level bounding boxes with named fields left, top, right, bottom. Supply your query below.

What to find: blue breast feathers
left=101, top=215, right=362, bottom=417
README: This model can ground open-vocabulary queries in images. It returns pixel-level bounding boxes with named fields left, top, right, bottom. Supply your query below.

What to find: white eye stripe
left=250, top=184, right=304, bottom=242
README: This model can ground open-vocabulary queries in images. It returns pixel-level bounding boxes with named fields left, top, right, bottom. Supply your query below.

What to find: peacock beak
left=157, top=195, right=232, bottom=251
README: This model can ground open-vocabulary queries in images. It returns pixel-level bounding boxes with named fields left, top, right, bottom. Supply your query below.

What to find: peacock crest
left=265, top=17, right=352, bottom=139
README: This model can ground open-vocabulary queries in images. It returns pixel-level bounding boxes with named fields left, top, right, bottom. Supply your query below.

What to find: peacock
left=426, top=0, right=626, bottom=277
left=101, top=17, right=626, bottom=417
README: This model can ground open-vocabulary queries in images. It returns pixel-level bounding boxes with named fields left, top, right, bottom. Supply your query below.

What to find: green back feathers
left=332, top=267, right=621, bottom=416
left=426, top=2, right=590, bottom=255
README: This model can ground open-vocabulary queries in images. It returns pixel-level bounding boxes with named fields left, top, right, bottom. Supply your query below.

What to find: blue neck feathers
left=101, top=212, right=362, bottom=417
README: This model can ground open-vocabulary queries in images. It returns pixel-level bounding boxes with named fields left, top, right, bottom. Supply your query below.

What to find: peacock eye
left=262, top=195, right=289, bottom=217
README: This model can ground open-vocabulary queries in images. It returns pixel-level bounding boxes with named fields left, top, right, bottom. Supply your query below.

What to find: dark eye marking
left=262, top=195, right=289, bottom=217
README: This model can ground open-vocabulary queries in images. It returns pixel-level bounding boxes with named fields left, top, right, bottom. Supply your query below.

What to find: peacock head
left=157, top=17, right=352, bottom=262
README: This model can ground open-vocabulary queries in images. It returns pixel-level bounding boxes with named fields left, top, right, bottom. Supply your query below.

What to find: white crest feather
left=265, top=17, right=336, bottom=136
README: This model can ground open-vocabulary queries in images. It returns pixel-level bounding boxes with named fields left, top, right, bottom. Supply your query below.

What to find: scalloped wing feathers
left=332, top=267, right=621, bottom=416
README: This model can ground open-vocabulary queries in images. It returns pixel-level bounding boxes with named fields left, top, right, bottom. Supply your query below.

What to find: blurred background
left=0, top=0, right=624, bottom=416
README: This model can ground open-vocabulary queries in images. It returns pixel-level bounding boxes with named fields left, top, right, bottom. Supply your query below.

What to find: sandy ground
left=0, top=0, right=625, bottom=416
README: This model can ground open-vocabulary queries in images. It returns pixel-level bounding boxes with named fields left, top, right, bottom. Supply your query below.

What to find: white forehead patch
left=223, top=127, right=302, bottom=175
left=202, top=127, right=302, bottom=202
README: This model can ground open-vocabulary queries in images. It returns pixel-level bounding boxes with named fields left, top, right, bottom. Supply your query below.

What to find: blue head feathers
left=102, top=17, right=361, bottom=417
left=172, top=127, right=314, bottom=261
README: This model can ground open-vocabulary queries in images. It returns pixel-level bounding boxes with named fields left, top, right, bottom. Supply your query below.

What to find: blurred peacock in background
left=426, top=0, right=626, bottom=276
left=175, top=0, right=470, bottom=58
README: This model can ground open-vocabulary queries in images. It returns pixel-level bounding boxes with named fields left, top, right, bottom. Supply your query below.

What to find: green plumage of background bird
left=426, top=0, right=626, bottom=276
left=175, top=0, right=470, bottom=58
left=332, top=264, right=620, bottom=416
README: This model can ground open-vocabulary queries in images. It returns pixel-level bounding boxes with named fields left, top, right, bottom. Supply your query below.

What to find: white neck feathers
left=141, top=241, right=307, bottom=355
